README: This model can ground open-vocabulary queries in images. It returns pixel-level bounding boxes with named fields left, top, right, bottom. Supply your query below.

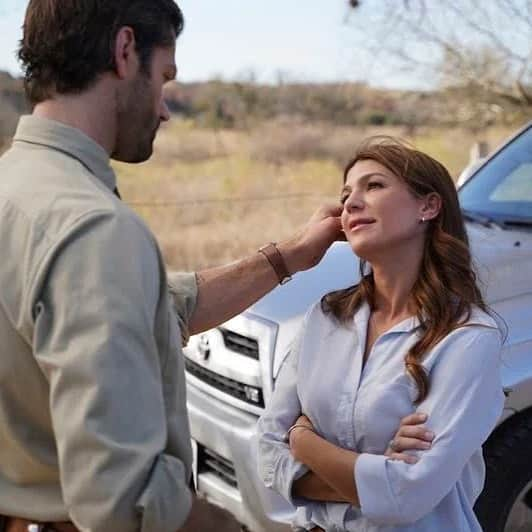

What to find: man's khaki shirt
left=0, top=116, right=197, bottom=531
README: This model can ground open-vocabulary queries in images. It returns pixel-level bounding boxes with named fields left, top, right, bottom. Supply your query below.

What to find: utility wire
left=127, top=192, right=336, bottom=207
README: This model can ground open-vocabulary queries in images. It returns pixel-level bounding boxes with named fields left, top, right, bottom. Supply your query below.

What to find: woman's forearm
left=292, top=471, right=353, bottom=503
left=291, top=430, right=360, bottom=506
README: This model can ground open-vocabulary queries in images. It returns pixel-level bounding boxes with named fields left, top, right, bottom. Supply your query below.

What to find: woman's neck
left=370, top=241, right=424, bottom=320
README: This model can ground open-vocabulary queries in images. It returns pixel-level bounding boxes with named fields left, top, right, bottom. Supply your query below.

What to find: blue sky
left=174, top=0, right=363, bottom=83
left=0, top=0, right=423, bottom=88
left=1, top=2, right=527, bottom=89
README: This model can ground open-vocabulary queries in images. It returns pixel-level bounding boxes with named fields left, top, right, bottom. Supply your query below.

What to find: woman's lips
left=347, top=218, right=376, bottom=232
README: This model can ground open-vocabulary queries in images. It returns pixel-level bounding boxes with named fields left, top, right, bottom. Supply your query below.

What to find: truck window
left=459, top=126, right=532, bottom=222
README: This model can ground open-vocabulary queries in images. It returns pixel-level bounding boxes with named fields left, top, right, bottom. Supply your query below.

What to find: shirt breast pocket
left=356, top=373, right=417, bottom=454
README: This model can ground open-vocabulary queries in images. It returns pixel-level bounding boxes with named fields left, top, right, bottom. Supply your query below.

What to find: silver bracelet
left=286, top=423, right=314, bottom=440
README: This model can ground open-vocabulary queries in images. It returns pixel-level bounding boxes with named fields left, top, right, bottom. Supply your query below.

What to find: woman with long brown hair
left=256, top=137, right=504, bottom=531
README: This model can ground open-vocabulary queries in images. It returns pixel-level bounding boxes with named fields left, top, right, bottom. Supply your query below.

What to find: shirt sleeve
left=255, top=317, right=310, bottom=507
left=355, top=325, right=504, bottom=526
left=166, top=271, right=198, bottom=346
left=30, top=209, right=192, bottom=532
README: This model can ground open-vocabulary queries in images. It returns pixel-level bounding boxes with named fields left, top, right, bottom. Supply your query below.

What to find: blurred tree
left=0, top=71, right=29, bottom=150
left=347, top=0, right=532, bottom=108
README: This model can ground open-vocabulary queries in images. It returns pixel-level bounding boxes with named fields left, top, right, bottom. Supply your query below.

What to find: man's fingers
left=319, top=202, right=343, bottom=218
left=326, top=204, right=343, bottom=218
left=309, top=203, right=342, bottom=224
left=397, top=425, right=435, bottom=442
left=399, top=412, right=428, bottom=427
left=305, top=205, right=344, bottom=248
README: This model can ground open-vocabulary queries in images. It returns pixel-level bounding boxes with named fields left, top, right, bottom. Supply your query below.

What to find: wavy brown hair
left=322, top=136, right=488, bottom=403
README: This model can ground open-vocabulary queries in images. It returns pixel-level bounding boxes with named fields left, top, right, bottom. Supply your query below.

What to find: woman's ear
left=420, top=192, right=442, bottom=221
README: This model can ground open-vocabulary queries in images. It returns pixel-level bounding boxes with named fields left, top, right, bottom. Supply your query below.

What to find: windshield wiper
left=461, top=209, right=505, bottom=229
left=500, top=219, right=532, bottom=229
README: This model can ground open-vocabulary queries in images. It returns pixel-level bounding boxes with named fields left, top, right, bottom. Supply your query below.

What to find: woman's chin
left=348, top=239, right=377, bottom=261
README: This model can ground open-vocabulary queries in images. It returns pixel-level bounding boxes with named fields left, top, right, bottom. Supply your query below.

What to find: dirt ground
left=181, top=498, right=244, bottom=532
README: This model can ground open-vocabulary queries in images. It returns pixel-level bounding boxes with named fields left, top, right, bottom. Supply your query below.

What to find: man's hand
left=385, top=412, right=434, bottom=464
left=187, top=203, right=343, bottom=335
left=277, top=203, right=343, bottom=274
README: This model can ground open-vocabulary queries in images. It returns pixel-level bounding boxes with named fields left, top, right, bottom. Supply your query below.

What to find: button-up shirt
left=0, top=116, right=198, bottom=532
left=257, top=299, right=504, bottom=531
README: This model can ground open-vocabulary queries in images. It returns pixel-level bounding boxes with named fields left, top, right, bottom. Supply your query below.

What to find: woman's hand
left=289, top=412, right=435, bottom=465
left=385, top=412, right=435, bottom=464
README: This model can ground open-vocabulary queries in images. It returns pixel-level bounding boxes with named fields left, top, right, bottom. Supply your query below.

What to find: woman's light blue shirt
left=256, top=300, right=504, bottom=531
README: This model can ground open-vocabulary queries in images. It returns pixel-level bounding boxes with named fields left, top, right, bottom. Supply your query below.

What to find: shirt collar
left=13, top=115, right=117, bottom=192
left=354, top=300, right=421, bottom=336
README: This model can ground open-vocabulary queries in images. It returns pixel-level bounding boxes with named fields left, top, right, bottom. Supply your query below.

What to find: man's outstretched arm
left=187, top=204, right=343, bottom=335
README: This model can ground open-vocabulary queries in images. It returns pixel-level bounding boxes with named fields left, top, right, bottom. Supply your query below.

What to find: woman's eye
left=367, top=181, right=383, bottom=190
left=340, top=194, right=349, bottom=204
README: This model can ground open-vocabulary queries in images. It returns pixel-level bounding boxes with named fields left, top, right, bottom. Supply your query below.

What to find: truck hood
left=468, top=222, right=532, bottom=303
left=248, top=241, right=359, bottom=323
left=249, top=223, right=532, bottom=322
left=247, top=224, right=532, bottom=378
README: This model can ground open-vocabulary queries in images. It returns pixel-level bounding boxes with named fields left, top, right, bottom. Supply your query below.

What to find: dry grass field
left=114, top=119, right=514, bottom=272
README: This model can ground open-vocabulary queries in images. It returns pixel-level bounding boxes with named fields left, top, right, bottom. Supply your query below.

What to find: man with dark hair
left=0, top=1, right=342, bottom=531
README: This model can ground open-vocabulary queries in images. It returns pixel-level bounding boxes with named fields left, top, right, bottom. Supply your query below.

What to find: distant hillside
left=1, top=70, right=528, bottom=151
left=162, top=80, right=529, bottom=130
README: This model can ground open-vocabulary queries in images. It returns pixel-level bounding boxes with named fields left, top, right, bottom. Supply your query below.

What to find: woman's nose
left=343, top=192, right=364, bottom=212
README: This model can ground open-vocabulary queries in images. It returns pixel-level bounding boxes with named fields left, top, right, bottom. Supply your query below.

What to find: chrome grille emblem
left=198, top=333, right=211, bottom=361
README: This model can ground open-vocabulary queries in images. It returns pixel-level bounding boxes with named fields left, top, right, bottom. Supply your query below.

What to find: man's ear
left=420, top=192, right=442, bottom=221
left=113, top=26, right=139, bottom=80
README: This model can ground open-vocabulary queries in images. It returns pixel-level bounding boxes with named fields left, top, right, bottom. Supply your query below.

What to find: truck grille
left=198, top=445, right=238, bottom=488
left=185, top=358, right=264, bottom=407
left=218, top=327, right=259, bottom=360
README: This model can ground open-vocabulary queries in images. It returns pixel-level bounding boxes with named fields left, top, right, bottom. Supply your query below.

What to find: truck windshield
left=459, top=125, right=532, bottom=225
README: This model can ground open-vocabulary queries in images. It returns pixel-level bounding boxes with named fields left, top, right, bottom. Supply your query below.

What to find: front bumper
left=187, top=381, right=293, bottom=532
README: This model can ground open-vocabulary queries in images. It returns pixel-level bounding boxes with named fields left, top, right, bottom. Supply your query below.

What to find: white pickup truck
left=184, top=122, right=532, bottom=532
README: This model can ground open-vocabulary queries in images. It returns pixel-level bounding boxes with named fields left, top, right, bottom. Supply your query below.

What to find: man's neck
left=33, top=84, right=116, bottom=156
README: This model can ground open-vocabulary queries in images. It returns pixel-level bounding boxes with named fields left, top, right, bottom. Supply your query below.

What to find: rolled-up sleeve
left=30, top=209, right=191, bottom=532
left=355, top=326, right=504, bottom=525
left=167, top=271, right=198, bottom=346
left=256, top=319, right=310, bottom=507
